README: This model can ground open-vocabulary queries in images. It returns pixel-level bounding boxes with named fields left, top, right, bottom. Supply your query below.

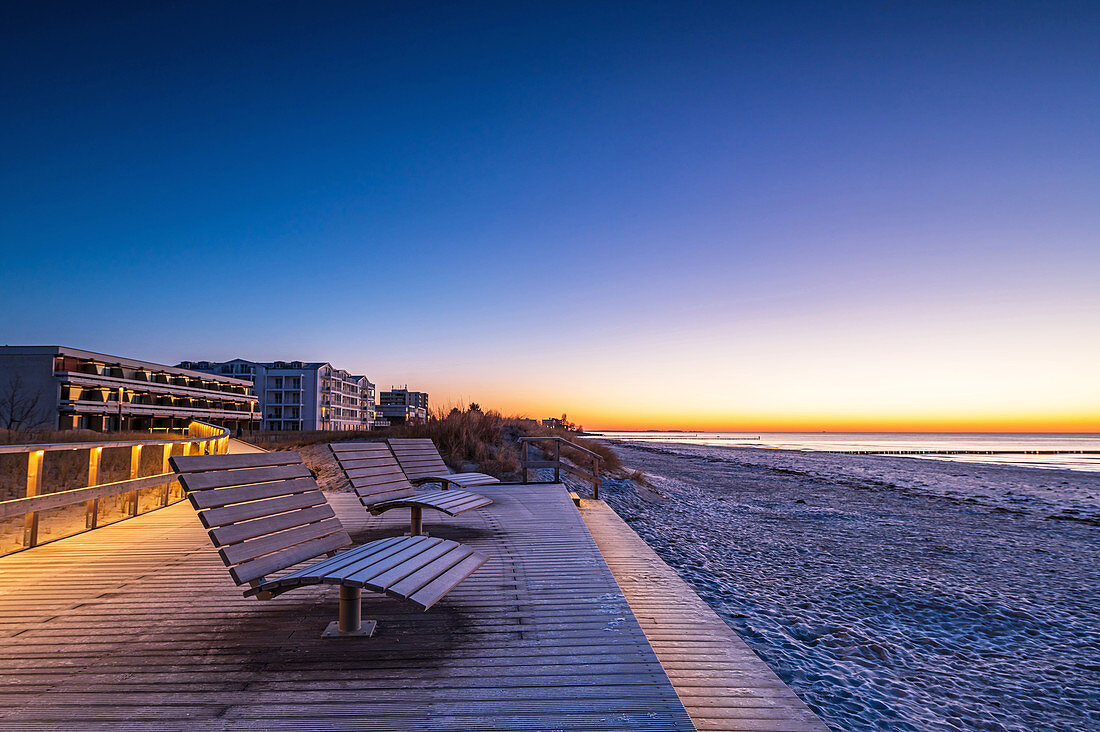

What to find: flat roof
left=0, top=346, right=255, bottom=387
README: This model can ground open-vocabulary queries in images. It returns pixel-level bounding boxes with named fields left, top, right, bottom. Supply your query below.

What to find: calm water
left=590, top=432, right=1100, bottom=472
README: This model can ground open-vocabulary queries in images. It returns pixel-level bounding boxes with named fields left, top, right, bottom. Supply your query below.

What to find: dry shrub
left=252, top=408, right=618, bottom=482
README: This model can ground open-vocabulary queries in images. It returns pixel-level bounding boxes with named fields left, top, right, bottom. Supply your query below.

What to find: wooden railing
left=519, top=436, right=602, bottom=499
left=0, top=421, right=230, bottom=555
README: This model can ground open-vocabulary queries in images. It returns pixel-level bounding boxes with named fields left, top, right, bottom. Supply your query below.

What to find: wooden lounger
left=170, top=451, right=488, bottom=638
left=387, top=438, right=501, bottom=490
left=329, top=442, right=492, bottom=536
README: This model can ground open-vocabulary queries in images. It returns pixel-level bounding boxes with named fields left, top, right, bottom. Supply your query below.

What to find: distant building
left=178, top=359, right=376, bottom=432
left=353, top=375, right=377, bottom=430
left=0, top=346, right=258, bottom=433
left=378, top=386, right=429, bottom=425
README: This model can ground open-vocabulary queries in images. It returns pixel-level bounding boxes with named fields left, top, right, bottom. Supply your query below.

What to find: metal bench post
left=322, top=586, right=376, bottom=638
left=410, top=506, right=423, bottom=536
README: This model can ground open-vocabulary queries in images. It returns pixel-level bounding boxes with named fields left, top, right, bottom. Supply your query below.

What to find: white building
left=179, top=359, right=377, bottom=432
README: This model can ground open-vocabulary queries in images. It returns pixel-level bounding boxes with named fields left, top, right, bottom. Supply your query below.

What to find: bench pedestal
left=321, top=586, right=376, bottom=638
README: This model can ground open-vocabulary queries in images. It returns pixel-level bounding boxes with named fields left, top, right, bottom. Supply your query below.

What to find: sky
left=2, top=1, right=1098, bottom=431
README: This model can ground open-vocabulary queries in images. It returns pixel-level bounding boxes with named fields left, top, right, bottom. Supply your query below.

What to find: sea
left=589, top=431, right=1100, bottom=472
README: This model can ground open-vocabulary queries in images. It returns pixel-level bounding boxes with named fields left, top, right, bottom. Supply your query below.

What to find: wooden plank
left=197, top=491, right=326, bottom=529
left=406, top=550, right=490, bottom=609
left=340, top=456, right=399, bottom=469
left=187, top=477, right=319, bottom=510
left=170, top=452, right=299, bottom=473
left=270, top=536, right=412, bottom=586
left=178, top=464, right=312, bottom=493
left=208, top=504, right=336, bottom=547
left=414, top=490, right=493, bottom=512
left=358, top=488, right=421, bottom=508
left=363, top=540, right=470, bottom=591
left=229, top=530, right=352, bottom=585
left=329, top=442, right=388, bottom=454
left=219, top=517, right=346, bottom=567
left=382, top=542, right=476, bottom=597
left=346, top=465, right=405, bottom=480
left=448, top=472, right=500, bottom=485
left=341, top=537, right=446, bottom=586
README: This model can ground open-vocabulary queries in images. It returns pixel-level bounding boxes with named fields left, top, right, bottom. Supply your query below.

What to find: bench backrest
left=170, top=452, right=351, bottom=586
left=329, top=442, right=417, bottom=506
left=387, top=438, right=452, bottom=481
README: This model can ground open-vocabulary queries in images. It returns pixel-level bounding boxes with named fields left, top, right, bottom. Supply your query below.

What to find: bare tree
left=0, top=372, right=47, bottom=433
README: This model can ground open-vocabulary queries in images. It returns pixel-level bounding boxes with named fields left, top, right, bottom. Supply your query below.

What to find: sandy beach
left=589, top=441, right=1100, bottom=732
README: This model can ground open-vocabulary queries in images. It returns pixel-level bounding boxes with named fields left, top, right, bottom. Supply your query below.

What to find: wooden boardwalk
left=579, top=499, right=829, bottom=732
left=0, top=483, right=694, bottom=731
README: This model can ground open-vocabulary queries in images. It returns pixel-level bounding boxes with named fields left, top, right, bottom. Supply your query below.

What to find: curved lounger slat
left=369, top=489, right=494, bottom=517
left=328, top=442, right=492, bottom=535
left=257, top=534, right=487, bottom=609
left=422, top=472, right=500, bottom=488
left=170, top=451, right=488, bottom=637
left=387, top=438, right=501, bottom=488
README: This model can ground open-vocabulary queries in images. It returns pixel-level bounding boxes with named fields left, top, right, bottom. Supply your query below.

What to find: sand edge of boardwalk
left=579, top=497, right=830, bottom=732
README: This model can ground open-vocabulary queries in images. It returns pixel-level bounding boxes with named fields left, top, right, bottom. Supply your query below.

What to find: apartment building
left=0, top=346, right=258, bottom=433
left=178, top=359, right=377, bottom=432
left=354, top=376, right=377, bottom=429
left=377, top=386, right=429, bottom=425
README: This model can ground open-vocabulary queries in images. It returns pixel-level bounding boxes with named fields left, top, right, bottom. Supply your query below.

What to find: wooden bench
left=170, top=451, right=488, bottom=638
left=329, top=442, right=492, bottom=536
left=387, top=438, right=501, bottom=490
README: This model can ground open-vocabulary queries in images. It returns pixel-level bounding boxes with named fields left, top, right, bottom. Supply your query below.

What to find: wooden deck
left=0, top=482, right=695, bottom=731
left=579, top=499, right=829, bottom=732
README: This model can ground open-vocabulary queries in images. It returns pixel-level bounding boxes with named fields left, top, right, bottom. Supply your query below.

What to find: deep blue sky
left=2, top=2, right=1097, bottom=427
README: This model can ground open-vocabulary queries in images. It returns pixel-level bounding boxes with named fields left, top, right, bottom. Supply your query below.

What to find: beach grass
left=249, top=408, right=621, bottom=481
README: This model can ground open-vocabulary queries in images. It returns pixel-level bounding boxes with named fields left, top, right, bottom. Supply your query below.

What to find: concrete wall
left=0, top=352, right=60, bottom=430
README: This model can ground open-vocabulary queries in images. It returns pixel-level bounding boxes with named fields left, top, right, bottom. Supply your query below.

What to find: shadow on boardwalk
left=0, top=483, right=694, bottom=731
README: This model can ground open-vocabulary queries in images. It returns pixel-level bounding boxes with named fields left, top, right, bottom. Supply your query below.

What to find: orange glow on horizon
left=426, top=394, right=1100, bottom=434
left=371, top=282, right=1100, bottom=436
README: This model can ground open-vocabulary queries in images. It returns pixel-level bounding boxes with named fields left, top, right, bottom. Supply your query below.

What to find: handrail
left=518, top=435, right=602, bottom=499
left=0, top=422, right=226, bottom=455
left=0, top=421, right=230, bottom=555
left=517, top=435, right=603, bottom=460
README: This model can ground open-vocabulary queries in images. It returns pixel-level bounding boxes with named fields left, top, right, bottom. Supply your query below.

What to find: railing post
left=126, top=444, right=142, bottom=515
left=85, top=446, right=102, bottom=529
left=21, top=450, right=44, bottom=548
left=161, top=443, right=172, bottom=506
left=592, top=456, right=600, bottom=500
left=521, top=440, right=529, bottom=484
left=554, top=440, right=561, bottom=483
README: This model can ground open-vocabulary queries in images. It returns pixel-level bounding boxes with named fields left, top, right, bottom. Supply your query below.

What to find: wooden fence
left=0, top=421, right=230, bottom=555
left=519, top=436, right=602, bottom=498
